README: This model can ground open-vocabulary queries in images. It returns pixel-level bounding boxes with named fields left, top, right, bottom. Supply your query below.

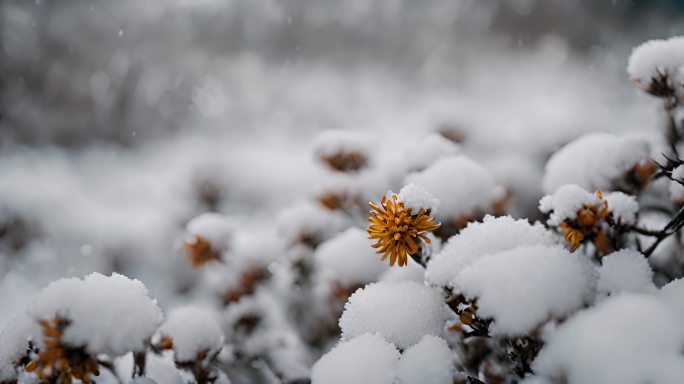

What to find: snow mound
left=597, top=249, right=655, bottom=296
left=659, top=278, right=684, bottom=324
left=397, top=335, right=453, bottom=384
left=405, top=156, right=505, bottom=220
left=402, top=133, right=460, bottom=172
left=426, top=215, right=556, bottom=288
left=542, top=133, right=650, bottom=194
left=276, top=202, right=348, bottom=246
left=339, top=281, right=450, bottom=349
left=310, top=333, right=399, bottom=384
left=313, top=130, right=370, bottom=160
left=27, top=273, right=162, bottom=356
left=315, top=227, right=387, bottom=286
left=533, top=294, right=684, bottom=384
left=186, top=212, right=236, bottom=251
left=539, top=184, right=603, bottom=226
left=157, top=306, right=224, bottom=362
left=398, top=183, right=439, bottom=214
left=627, top=37, right=684, bottom=88
left=604, top=192, right=639, bottom=226
left=0, top=315, right=39, bottom=381
left=456, top=245, right=596, bottom=336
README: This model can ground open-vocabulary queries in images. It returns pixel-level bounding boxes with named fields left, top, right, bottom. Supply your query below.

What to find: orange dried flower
left=318, top=191, right=346, bottom=211
left=559, top=222, right=584, bottom=251
left=27, top=316, right=99, bottom=384
left=367, top=194, right=441, bottom=267
left=320, top=151, right=366, bottom=172
left=183, top=235, right=221, bottom=268
left=631, top=160, right=658, bottom=188
left=559, top=190, right=609, bottom=252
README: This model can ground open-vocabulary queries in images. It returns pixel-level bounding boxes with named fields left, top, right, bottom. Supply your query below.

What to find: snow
left=533, top=294, right=684, bottom=384
left=26, top=273, right=163, bottom=356
left=3, top=5, right=684, bottom=384
left=455, top=245, right=596, bottom=336
left=230, top=226, right=284, bottom=267
left=539, top=184, right=603, bottom=226
left=542, top=133, right=650, bottom=194
left=310, top=333, right=399, bottom=384
left=659, top=278, right=684, bottom=324
left=597, top=249, right=655, bottom=296
left=130, top=378, right=158, bottom=384
left=339, top=281, right=451, bottom=349
left=627, top=37, right=684, bottom=88
left=604, top=192, right=639, bottom=226
left=401, top=133, right=460, bottom=172
left=397, top=335, right=453, bottom=384
left=312, top=130, right=371, bottom=162
left=186, top=212, right=236, bottom=252
left=0, top=314, right=38, bottom=381
left=405, top=156, right=505, bottom=220
left=115, top=352, right=184, bottom=384
left=378, top=258, right=425, bottom=283
left=157, top=306, right=224, bottom=362
left=397, top=183, right=439, bottom=214
left=315, top=227, right=387, bottom=286
left=276, top=202, right=349, bottom=245
left=426, top=215, right=557, bottom=288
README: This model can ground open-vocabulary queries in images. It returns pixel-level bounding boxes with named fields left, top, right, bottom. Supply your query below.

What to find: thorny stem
left=641, top=204, right=684, bottom=257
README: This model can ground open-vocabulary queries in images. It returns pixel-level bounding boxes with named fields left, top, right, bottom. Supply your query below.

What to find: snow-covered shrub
left=396, top=335, right=454, bottom=384
left=155, top=306, right=224, bottom=363
left=455, top=245, right=596, bottom=336
left=27, top=273, right=162, bottom=356
left=533, top=294, right=684, bottom=384
left=184, top=212, right=236, bottom=267
left=339, top=281, right=450, bottom=349
left=426, top=215, right=557, bottom=289
left=311, top=333, right=399, bottom=384
left=597, top=249, right=655, bottom=296
left=540, top=184, right=640, bottom=253
left=542, top=133, right=653, bottom=194
left=7, top=16, right=684, bottom=384
left=628, top=36, right=684, bottom=97
left=313, top=130, right=371, bottom=173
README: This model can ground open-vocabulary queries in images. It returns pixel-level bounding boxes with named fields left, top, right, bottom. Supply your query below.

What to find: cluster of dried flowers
left=6, top=36, right=684, bottom=384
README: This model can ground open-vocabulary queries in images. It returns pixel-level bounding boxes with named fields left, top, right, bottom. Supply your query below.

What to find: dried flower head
left=223, top=266, right=269, bottom=305
left=437, top=124, right=464, bottom=143
left=26, top=316, right=99, bottom=384
left=320, top=151, right=366, bottom=172
left=631, top=69, right=678, bottom=98
left=558, top=190, right=609, bottom=251
left=183, top=235, right=221, bottom=267
left=317, top=191, right=347, bottom=211
left=367, top=194, right=440, bottom=267
left=630, top=159, right=658, bottom=189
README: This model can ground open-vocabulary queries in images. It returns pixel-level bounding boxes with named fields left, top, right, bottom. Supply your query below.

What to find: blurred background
left=3, top=0, right=684, bottom=146
left=1, top=0, right=684, bottom=325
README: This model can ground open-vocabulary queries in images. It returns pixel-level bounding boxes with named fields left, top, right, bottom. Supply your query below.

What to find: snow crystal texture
left=339, top=281, right=450, bottom=349
left=456, top=245, right=596, bottom=336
